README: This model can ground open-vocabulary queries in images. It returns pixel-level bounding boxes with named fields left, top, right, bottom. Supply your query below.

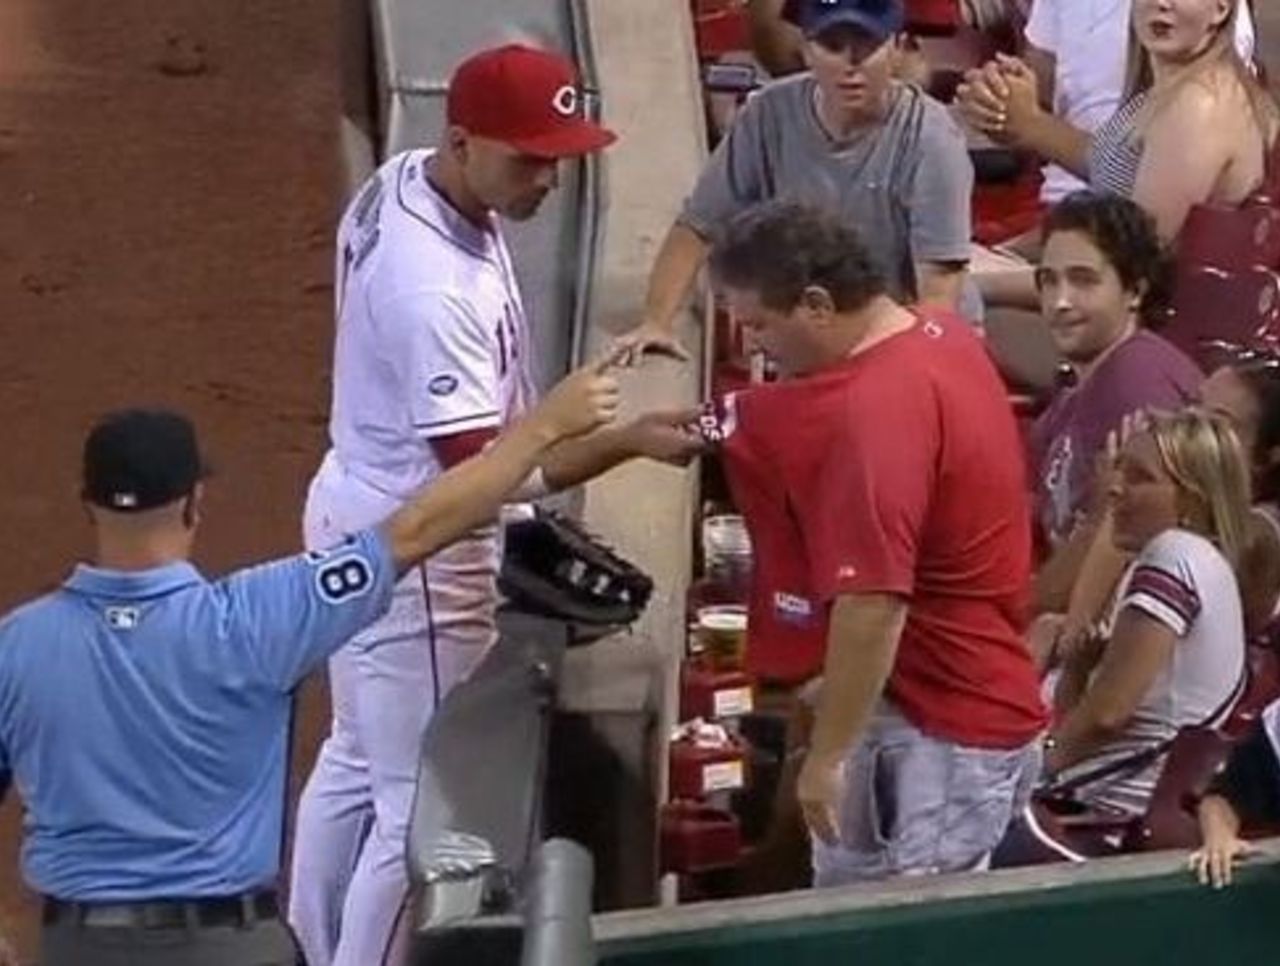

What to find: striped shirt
left=1063, top=528, right=1245, bottom=816
left=1088, top=92, right=1149, bottom=200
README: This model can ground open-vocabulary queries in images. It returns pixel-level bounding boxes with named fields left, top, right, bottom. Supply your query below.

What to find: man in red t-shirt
left=708, top=201, right=1047, bottom=883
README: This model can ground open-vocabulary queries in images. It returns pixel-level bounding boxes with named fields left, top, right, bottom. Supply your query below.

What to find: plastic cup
left=698, top=604, right=748, bottom=670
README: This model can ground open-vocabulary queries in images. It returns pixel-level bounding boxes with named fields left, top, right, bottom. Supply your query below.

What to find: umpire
left=0, top=359, right=616, bottom=964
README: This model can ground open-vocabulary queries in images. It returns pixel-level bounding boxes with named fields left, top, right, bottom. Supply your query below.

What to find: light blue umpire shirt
left=0, top=528, right=396, bottom=901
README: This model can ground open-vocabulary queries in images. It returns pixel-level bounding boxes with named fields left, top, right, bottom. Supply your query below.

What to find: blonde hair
left=1147, top=407, right=1253, bottom=569
left=1124, top=0, right=1278, bottom=143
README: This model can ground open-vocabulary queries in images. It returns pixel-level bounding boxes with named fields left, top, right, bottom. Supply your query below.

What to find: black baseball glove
left=499, top=508, right=653, bottom=627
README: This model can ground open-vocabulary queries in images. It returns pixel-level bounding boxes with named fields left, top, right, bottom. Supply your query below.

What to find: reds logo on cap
left=446, top=44, right=617, bottom=159
left=551, top=85, right=579, bottom=118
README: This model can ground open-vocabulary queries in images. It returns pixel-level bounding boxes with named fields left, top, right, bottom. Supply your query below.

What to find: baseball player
left=0, top=377, right=619, bottom=966
left=288, top=43, right=702, bottom=966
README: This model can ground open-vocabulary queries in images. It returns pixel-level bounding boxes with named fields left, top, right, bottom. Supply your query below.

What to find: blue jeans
left=813, top=702, right=1042, bottom=886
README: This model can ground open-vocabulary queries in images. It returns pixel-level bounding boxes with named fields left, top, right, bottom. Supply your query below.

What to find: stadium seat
left=1126, top=645, right=1280, bottom=851
left=1178, top=200, right=1280, bottom=276
left=1160, top=265, right=1280, bottom=371
left=905, top=0, right=961, bottom=36
left=973, top=163, right=1043, bottom=245
left=692, top=0, right=750, bottom=61
left=1225, top=643, right=1280, bottom=738
left=1127, top=726, right=1234, bottom=852
left=1177, top=138, right=1280, bottom=274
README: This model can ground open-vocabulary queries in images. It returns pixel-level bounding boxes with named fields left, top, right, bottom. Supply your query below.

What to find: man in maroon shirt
left=1028, top=192, right=1201, bottom=616
left=709, top=201, right=1046, bottom=883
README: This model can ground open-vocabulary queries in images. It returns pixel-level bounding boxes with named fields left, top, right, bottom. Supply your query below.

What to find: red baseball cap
left=446, top=44, right=618, bottom=159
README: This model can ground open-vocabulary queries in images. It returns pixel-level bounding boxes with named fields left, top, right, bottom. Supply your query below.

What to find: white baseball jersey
left=292, top=151, right=537, bottom=966
left=330, top=148, right=533, bottom=499
left=307, top=148, right=535, bottom=659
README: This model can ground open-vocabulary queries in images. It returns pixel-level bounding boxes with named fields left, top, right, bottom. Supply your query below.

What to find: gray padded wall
left=370, top=0, right=593, bottom=393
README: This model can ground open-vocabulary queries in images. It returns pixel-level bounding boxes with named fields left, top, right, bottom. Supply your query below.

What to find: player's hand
left=612, top=319, right=691, bottom=366
left=624, top=409, right=708, bottom=466
left=535, top=351, right=624, bottom=440
left=1093, top=410, right=1148, bottom=511
left=797, top=751, right=845, bottom=847
left=1189, top=834, right=1254, bottom=889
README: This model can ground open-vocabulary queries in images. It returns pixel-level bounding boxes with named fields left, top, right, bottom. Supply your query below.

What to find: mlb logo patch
left=105, top=606, right=141, bottom=630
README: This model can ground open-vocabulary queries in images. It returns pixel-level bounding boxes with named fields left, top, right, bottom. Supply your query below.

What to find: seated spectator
left=1200, top=350, right=1280, bottom=631
left=987, top=0, right=1254, bottom=240
left=1190, top=698, right=1280, bottom=889
left=1028, top=193, right=1201, bottom=614
left=1046, top=408, right=1250, bottom=819
left=622, top=0, right=975, bottom=358
left=959, top=0, right=1271, bottom=309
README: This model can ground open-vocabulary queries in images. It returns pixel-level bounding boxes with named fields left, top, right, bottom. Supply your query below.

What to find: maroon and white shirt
left=1065, top=528, right=1246, bottom=815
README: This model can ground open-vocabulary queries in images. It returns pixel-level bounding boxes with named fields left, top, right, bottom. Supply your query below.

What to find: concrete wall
left=563, top=0, right=707, bottom=718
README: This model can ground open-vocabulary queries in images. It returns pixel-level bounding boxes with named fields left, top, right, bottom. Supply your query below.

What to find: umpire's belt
left=43, top=891, right=278, bottom=930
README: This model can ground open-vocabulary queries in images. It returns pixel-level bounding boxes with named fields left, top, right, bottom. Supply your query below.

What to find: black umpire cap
left=82, top=409, right=208, bottom=512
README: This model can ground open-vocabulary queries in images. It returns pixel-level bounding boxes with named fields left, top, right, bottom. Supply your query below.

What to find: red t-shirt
left=718, top=309, right=1047, bottom=749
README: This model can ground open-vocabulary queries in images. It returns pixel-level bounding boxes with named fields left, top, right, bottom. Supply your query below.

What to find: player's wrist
left=637, top=311, right=675, bottom=336
left=524, top=409, right=570, bottom=448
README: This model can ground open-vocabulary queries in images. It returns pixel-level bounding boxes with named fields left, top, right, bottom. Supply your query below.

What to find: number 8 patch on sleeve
left=314, top=553, right=375, bottom=604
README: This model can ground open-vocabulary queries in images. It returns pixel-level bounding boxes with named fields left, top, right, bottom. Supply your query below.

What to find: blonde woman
left=960, top=0, right=1273, bottom=315
left=1043, top=408, right=1251, bottom=819
left=964, top=0, right=1274, bottom=241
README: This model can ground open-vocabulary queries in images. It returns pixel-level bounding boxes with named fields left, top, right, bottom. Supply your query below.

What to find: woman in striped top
left=963, top=0, right=1277, bottom=243
left=1044, top=409, right=1251, bottom=818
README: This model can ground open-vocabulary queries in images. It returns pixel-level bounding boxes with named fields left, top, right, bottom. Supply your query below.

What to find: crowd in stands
left=670, top=0, right=1280, bottom=889
left=7, top=10, right=1280, bottom=964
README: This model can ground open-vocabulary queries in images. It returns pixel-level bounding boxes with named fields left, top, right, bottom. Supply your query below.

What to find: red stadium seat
left=1177, top=200, right=1280, bottom=276
left=1128, top=645, right=1280, bottom=851
left=905, top=0, right=961, bottom=36
left=1128, top=726, right=1233, bottom=852
left=1177, top=134, right=1280, bottom=274
left=973, top=163, right=1043, bottom=245
left=692, top=0, right=750, bottom=60
left=1160, top=265, right=1280, bottom=370
left=1225, top=643, right=1280, bottom=738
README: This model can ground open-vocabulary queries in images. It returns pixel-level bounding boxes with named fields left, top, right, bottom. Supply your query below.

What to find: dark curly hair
left=708, top=201, right=888, bottom=313
left=1040, top=191, right=1173, bottom=327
